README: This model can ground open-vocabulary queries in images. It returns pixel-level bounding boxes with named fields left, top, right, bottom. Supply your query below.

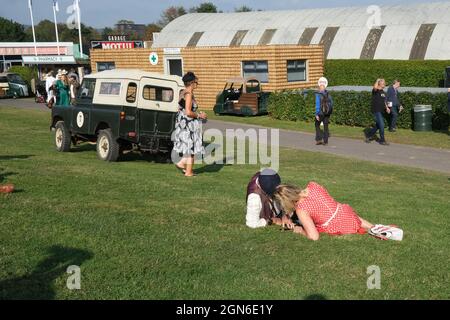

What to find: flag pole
left=28, top=0, right=37, bottom=56
left=76, top=0, right=83, bottom=57
left=53, top=1, right=60, bottom=55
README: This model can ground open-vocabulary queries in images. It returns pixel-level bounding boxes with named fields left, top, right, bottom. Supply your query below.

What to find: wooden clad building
left=90, top=45, right=324, bottom=110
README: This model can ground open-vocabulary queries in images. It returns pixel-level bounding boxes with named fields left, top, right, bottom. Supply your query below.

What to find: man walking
left=365, top=79, right=391, bottom=146
left=45, top=71, right=56, bottom=108
left=387, top=79, right=403, bottom=132
left=314, top=77, right=333, bottom=146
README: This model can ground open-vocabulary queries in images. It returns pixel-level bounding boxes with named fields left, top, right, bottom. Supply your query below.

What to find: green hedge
left=268, top=90, right=449, bottom=131
left=325, top=60, right=450, bottom=88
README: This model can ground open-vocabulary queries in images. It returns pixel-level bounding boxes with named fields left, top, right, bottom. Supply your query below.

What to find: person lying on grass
left=246, top=169, right=292, bottom=228
left=273, top=182, right=403, bottom=241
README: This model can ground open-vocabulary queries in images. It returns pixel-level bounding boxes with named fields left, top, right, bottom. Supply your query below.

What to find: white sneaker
left=369, top=225, right=403, bottom=241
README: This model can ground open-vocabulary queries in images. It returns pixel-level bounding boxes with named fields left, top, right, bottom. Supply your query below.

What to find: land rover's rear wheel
left=55, top=121, right=71, bottom=152
left=96, top=129, right=120, bottom=162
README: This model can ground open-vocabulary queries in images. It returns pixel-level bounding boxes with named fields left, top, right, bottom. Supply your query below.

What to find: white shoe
left=369, top=225, right=403, bottom=241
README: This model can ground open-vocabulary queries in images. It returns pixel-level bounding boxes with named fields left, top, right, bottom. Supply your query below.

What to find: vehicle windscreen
left=224, top=83, right=234, bottom=91
left=7, top=74, right=26, bottom=85
left=246, top=80, right=260, bottom=92
left=78, top=78, right=96, bottom=99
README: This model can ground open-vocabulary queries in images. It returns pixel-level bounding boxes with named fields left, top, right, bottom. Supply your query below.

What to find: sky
left=0, top=0, right=440, bottom=29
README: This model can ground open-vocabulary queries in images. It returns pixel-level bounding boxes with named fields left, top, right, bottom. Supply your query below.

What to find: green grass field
left=0, top=106, right=449, bottom=300
left=208, top=113, right=450, bottom=150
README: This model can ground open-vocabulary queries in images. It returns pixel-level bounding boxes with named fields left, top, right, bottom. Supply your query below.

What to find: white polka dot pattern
left=296, top=182, right=363, bottom=235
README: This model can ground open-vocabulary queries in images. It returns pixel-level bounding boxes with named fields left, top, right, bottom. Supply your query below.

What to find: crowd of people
left=170, top=72, right=405, bottom=241
left=245, top=77, right=414, bottom=240
left=44, top=68, right=80, bottom=108
left=314, top=77, right=407, bottom=147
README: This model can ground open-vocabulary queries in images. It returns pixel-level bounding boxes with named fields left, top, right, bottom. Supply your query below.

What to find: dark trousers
left=389, top=105, right=399, bottom=130
left=315, top=115, right=330, bottom=144
left=368, top=112, right=385, bottom=142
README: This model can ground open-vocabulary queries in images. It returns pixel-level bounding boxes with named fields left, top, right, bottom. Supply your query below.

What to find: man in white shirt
left=246, top=169, right=293, bottom=229
left=45, top=71, right=56, bottom=107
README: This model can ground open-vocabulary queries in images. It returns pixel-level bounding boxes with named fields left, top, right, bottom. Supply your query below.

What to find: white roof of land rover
left=86, top=69, right=184, bottom=86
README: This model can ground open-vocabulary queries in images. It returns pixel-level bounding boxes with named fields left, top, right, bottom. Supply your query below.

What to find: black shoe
left=379, top=141, right=390, bottom=146
left=389, top=129, right=396, bottom=133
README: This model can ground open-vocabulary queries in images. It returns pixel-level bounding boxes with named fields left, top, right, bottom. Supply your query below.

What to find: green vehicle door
left=72, top=78, right=96, bottom=134
left=138, top=78, right=178, bottom=139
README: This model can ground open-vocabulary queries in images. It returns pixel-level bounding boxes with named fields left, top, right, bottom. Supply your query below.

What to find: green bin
left=414, top=105, right=432, bottom=131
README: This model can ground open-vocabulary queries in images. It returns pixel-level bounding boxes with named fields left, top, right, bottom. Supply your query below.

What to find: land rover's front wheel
left=55, top=121, right=71, bottom=152
left=96, top=129, right=120, bottom=162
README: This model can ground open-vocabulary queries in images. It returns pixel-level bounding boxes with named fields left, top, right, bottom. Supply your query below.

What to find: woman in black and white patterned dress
left=173, top=72, right=207, bottom=177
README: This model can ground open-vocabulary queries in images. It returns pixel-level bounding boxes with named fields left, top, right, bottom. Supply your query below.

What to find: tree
left=25, top=19, right=56, bottom=42
left=158, top=6, right=187, bottom=27
left=235, top=5, right=253, bottom=12
left=190, top=2, right=218, bottom=13
left=101, top=27, right=115, bottom=39
left=144, top=24, right=162, bottom=41
left=59, top=23, right=100, bottom=53
left=116, top=20, right=135, bottom=25
left=0, top=17, right=28, bottom=42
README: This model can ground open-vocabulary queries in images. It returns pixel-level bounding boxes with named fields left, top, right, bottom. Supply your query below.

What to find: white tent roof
left=153, top=1, right=450, bottom=60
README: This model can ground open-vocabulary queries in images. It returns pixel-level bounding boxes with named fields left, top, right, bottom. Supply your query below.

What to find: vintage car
left=0, top=72, right=29, bottom=98
left=50, top=69, right=184, bottom=162
left=213, top=77, right=270, bottom=116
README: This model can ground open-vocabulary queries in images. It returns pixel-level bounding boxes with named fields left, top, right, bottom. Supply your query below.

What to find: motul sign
left=91, top=41, right=144, bottom=50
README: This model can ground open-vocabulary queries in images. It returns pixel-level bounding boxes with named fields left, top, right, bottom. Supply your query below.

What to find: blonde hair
left=61, top=74, right=69, bottom=86
left=273, top=185, right=309, bottom=216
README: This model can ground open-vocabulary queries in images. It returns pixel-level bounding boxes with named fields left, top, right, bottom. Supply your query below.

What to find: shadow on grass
left=304, top=294, right=328, bottom=300
left=0, top=170, right=17, bottom=184
left=70, top=143, right=96, bottom=153
left=194, top=159, right=233, bottom=175
left=0, top=245, right=93, bottom=300
left=0, top=155, right=34, bottom=161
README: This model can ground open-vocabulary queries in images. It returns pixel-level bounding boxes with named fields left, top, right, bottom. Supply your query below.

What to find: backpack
left=320, top=92, right=333, bottom=116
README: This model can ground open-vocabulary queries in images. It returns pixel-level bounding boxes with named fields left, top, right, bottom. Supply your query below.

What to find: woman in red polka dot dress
left=274, top=182, right=392, bottom=241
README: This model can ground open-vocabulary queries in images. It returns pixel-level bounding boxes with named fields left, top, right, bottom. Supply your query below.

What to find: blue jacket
left=315, top=90, right=333, bottom=116
left=387, top=85, right=400, bottom=106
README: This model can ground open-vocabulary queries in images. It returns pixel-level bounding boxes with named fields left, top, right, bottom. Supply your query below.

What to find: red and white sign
left=91, top=41, right=144, bottom=50
left=0, top=47, right=68, bottom=56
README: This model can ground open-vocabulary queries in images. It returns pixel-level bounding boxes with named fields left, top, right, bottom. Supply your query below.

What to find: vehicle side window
left=99, top=82, right=121, bottom=95
left=143, top=85, right=173, bottom=102
left=78, top=79, right=96, bottom=99
left=7, top=74, right=26, bottom=85
left=126, top=82, right=137, bottom=103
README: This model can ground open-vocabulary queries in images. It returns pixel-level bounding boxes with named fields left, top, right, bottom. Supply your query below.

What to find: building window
left=287, top=60, right=307, bottom=82
left=143, top=85, right=173, bottom=102
left=99, top=82, right=121, bottom=95
left=97, top=62, right=115, bottom=72
left=126, top=82, right=137, bottom=103
left=242, top=61, right=269, bottom=83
